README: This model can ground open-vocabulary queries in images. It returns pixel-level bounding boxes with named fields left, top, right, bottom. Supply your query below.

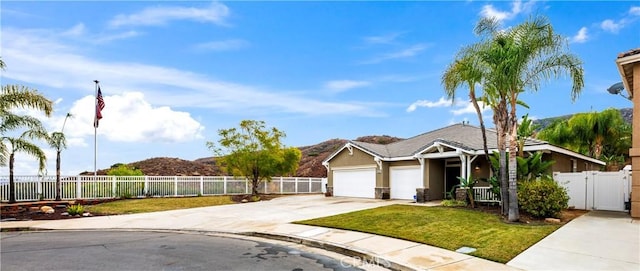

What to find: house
left=615, top=48, right=640, bottom=218
left=322, top=123, right=605, bottom=201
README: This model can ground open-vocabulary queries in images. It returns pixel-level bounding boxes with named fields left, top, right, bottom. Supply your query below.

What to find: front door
left=445, top=166, right=461, bottom=198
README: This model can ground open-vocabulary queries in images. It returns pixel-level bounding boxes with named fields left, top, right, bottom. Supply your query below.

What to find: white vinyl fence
left=0, top=175, right=326, bottom=202
left=554, top=170, right=632, bottom=212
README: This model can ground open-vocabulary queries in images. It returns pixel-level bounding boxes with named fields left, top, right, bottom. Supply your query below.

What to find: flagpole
left=93, top=80, right=99, bottom=177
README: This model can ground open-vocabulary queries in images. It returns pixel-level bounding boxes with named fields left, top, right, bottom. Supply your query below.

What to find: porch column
left=459, top=154, right=467, bottom=184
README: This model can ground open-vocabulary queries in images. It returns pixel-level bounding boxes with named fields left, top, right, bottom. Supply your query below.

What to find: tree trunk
left=495, top=105, right=509, bottom=216
left=469, top=91, right=492, bottom=171
left=507, top=100, right=520, bottom=222
left=9, top=153, right=16, bottom=203
left=55, top=151, right=61, bottom=201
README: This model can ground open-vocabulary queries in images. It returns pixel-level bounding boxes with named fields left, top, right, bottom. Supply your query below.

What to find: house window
left=571, top=159, right=577, bottom=172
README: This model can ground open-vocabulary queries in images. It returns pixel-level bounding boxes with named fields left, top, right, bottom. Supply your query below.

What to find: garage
left=332, top=167, right=376, bottom=198
left=390, top=166, right=423, bottom=200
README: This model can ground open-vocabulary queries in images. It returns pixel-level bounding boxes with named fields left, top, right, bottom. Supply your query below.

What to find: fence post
left=308, top=178, right=312, bottom=193
left=280, top=177, right=283, bottom=194
left=223, top=176, right=227, bottom=194
left=245, top=179, right=249, bottom=194
left=295, top=177, right=298, bottom=193
left=37, top=177, right=42, bottom=200
left=200, top=176, right=204, bottom=196
left=174, top=176, right=178, bottom=197
left=76, top=176, right=82, bottom=199
left=144, top=176, right=149, bottom=196
left=112, top=176, right=117, bottom=198
left=264, top=179, right=268, bottom=194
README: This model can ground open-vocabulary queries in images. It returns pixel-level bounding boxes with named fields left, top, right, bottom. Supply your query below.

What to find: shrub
left=441, top=199, right=467, bottom=207
left=518, top=178, right=568, bottom=218
left=67, top=204, right=85, bottom=216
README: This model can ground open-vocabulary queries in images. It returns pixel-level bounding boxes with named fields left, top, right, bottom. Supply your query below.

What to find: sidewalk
left=507, top=211, right=640, bottom=271
left=0, top=195, right=517, bottom=271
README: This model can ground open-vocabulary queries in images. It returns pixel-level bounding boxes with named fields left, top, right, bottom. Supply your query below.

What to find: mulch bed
left=463, top=203, right=589, bottom=224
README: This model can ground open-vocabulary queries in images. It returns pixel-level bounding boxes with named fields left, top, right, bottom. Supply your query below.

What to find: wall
left=427, top=159, right=445, bottom=200
left=631, top=62, right=640, bottom=218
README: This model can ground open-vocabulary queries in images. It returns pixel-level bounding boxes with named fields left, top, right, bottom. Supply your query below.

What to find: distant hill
left=533, top=108, right=632, bottom=130
left=84, top=135, right=403, bottom=178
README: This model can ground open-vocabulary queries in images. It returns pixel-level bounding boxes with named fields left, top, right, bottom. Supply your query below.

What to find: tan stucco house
left=322, top=123, right=605, bottom=201
left=616, top=48, right=640, bottom=218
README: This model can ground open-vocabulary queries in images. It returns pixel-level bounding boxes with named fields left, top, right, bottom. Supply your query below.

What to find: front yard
left=296, top=204, right=564, bottom=263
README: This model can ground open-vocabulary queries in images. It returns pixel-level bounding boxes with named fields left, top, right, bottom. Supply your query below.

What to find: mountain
left=85, top=135, right=403, bottom=178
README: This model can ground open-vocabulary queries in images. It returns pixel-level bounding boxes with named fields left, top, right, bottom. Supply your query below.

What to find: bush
left=518, top=178, right=568, bottom=218
left=67, top=204, right=85, bottom=216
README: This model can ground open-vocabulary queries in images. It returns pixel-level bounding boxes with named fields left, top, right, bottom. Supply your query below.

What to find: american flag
left=94, top=86, right=105, bottom=128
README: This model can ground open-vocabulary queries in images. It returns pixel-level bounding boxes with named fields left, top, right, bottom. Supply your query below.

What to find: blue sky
left=1, top=1, right=638, bottom=175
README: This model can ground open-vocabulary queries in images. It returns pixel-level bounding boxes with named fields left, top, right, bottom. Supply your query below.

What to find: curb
left=1, top=226, right=417, bottom=271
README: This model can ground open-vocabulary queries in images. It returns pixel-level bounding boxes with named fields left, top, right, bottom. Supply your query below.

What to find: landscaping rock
left=545, top=218, right=561, bottom=224
left=61, top=212, right=69, bottom=216
left=241, top=199, right=249, bottom=203
left=82, top=212, right=91, bottom=217
left=40, top=206, right=55, bottom=214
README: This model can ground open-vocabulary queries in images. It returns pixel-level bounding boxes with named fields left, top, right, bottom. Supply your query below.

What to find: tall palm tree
left=48, top=113, right=71, bottom=201
left=2, top=128, right=48, bottom=203
left=442, top=52, right=493, bottom=170
left=474, top=16, right=584, bottom=221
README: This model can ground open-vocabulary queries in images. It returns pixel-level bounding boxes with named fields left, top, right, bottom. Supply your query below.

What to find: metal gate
left=554, top=170, right=631, bottom=212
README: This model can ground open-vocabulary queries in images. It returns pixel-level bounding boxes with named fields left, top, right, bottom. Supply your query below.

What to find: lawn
left=295, top=205, right=561, bottom=263
left=87, top=196, right=235, bottom=215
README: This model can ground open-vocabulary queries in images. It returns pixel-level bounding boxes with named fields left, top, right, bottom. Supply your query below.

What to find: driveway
left=507, top=211, right=640, bottom=271
left=11, top=195, right=398, bottom=232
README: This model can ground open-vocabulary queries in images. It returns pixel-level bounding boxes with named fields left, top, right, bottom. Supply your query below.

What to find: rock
left=241, top=199, right=249, bottom=203
left=40, top=206, right=55, bottom=214
left=56, top=204, right=67, bottom=208
left=61, top=212, right=69, bottom=216
left=82, top=212, right=91, bottom=217
left=545, top=218, right=561, bottom=224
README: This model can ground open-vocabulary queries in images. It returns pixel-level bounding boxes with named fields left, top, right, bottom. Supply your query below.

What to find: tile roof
left=351, top=123, right=546, bottom=158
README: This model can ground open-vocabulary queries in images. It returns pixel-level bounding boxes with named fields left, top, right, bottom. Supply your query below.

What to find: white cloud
left=451, top=100, right=489, bottom=116
left=406, top=97, right=452, bottom=112
left=194, top=39, right=248, bottom=51
left=600, top=19, right=621, bottom=33
left=64, top=92, right=205, bottom=143
left=363, top=32, right=403, bottom=45
left=63, top=23, right=86, bottom=36
left=571, top=27, right=589, bottom=43
left=480, top=0, right=529, bottom=22
left=95, top=31, right=140, bottom=43
left=629, top=6, right=640, bottom=16
left=325, top=80, right=371, bottom=92
left=361, top=44, right=429, bottom=64
left=1, top=27, right=378, bottom=117
left=109, top=2, right=230, bottom=28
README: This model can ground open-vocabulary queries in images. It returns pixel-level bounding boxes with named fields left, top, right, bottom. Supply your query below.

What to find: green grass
left=295, top=205, right=560, bottom=263
left=87, top=196, right=235, bottom=215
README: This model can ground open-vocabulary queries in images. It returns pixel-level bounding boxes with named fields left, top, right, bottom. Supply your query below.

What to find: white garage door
left=333, top=168, right=376, bottom=198
left=390, top=166, right=423, bottom=200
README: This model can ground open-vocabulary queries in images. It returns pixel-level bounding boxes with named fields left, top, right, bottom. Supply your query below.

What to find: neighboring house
left=322, top=123, right=605, bottom=201
left=615, top=48, right=640, bottom=218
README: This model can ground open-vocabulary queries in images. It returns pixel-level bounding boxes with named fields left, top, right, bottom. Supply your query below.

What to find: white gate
left=554, top=171, right=631, bottom=212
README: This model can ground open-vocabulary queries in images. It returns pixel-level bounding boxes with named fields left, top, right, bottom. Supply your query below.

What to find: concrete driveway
left=508, top=211, right=640, bottom=271
left=9, top=195, right=398, bottom=232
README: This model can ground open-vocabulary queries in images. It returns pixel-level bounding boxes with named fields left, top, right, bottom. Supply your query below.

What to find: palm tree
left=442, top=52, right=493, bottom=170
left=2, top=128, right=48, bottom=203
left=517, top=114, right=539, bottom=157
left=452, top=16, right=584, bottom=221
left=48, top=113, right=71, bottom=201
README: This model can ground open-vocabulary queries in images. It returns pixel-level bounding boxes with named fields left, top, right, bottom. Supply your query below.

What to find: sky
left=1, top=0, right=638, bottom=175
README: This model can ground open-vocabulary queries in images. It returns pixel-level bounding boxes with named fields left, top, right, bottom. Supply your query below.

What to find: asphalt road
left=0, top=230, right=368, bottom=271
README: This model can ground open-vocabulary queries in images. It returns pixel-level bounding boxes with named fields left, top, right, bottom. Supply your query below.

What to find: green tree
left=537, top=108, right=630, bottom=160
left=517, top=114, right=539, bottom=157
left=1, top=63, right=53, bottom=202
left=107, top=164, right=144, bottom=176
left=47, top=113, right=71, bottom=201
left=2, top=128, right=49, bottom=203
left=207, top=120, right=301, bottom=196
left=442, top=51, right=492, bottom=171
left=451, top=16, right=584, bottom=221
